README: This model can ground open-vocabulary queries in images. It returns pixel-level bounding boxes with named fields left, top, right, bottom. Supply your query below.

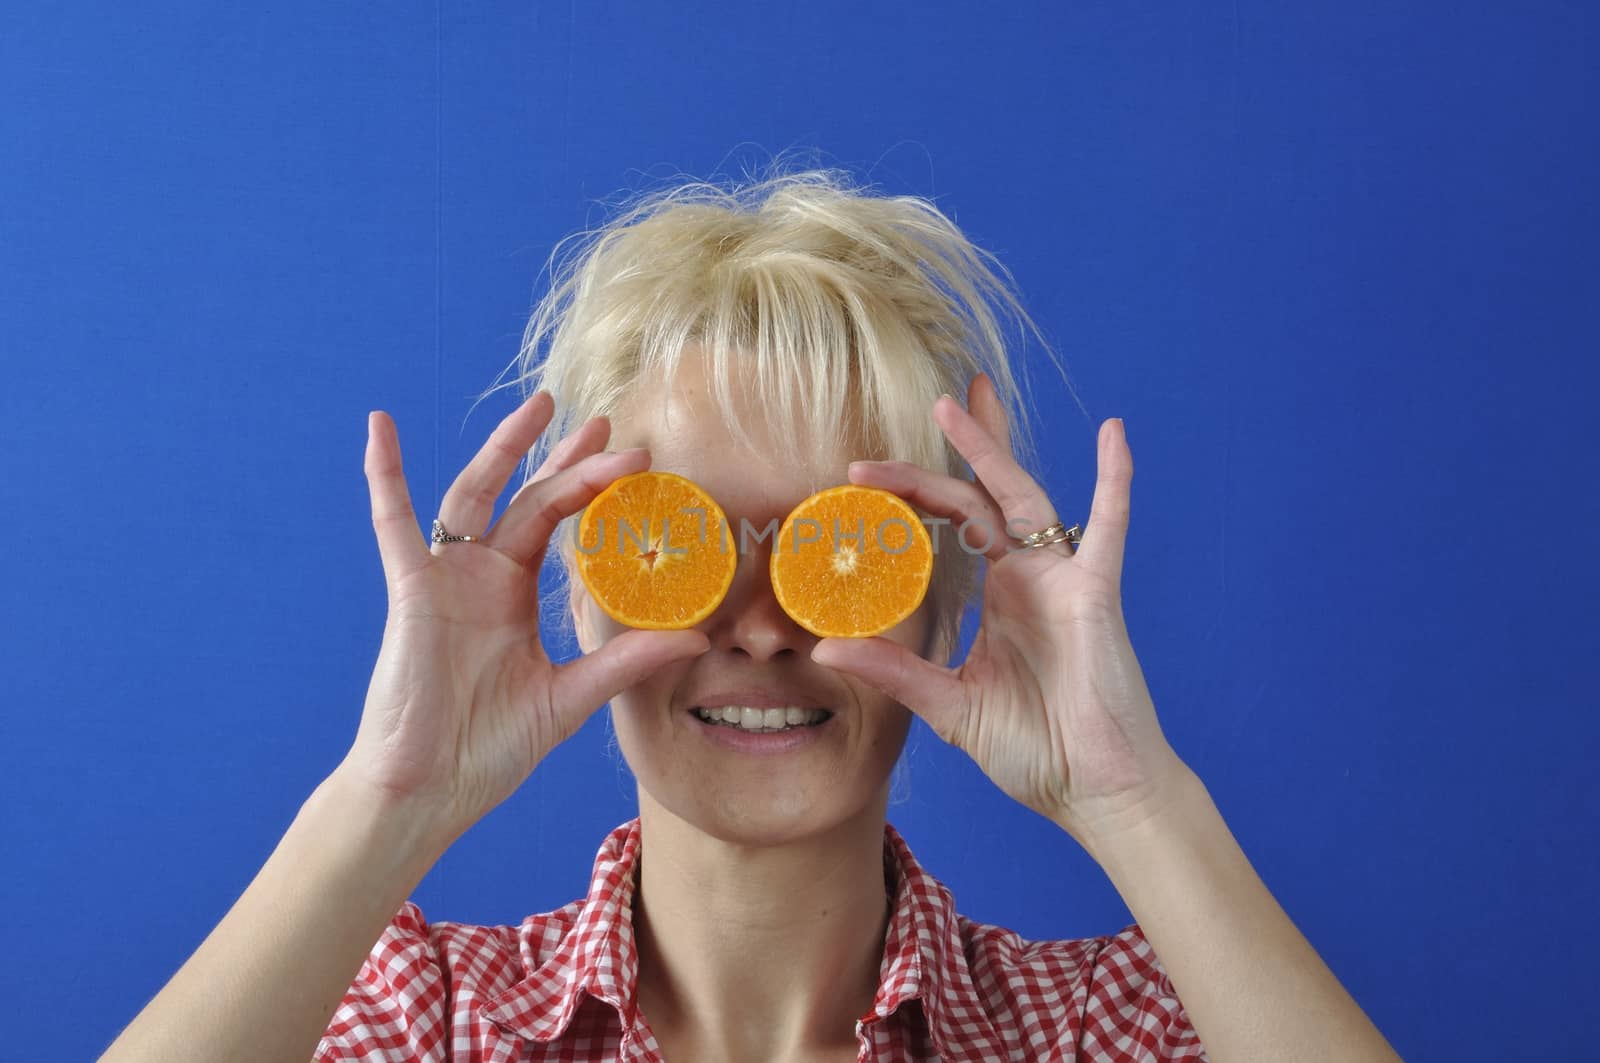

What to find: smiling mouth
left=690, top=706, right=834, bottom=733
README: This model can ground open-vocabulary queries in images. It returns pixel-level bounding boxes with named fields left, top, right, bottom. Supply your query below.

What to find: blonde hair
left=478, top=157, right=1082, bottom=658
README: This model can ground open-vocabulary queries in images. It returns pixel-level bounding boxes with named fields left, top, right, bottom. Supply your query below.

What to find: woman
left=100, top=168, right=1400, bottom=1062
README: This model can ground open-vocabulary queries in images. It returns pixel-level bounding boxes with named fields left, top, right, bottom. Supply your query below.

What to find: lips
left=689, top=689, right=829, bottom=712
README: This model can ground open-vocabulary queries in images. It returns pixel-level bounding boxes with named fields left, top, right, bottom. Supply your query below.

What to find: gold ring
left=1016, top=521, right=1082, bottom=549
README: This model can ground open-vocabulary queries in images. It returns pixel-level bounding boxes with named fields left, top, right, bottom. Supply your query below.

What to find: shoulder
left=953, top=916, right=1205, bottom=1060
left=956, top=913, right=1162, bottom=1004
left=369, top=898, right=585, bottom=993
left=316, top=899, right=586, bottom=1060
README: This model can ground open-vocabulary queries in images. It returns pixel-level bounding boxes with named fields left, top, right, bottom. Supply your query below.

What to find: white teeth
left=693, top=705, right=830, bottom=731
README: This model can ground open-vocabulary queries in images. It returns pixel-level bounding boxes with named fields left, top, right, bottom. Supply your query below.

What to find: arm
left=100, top=401, right=705, bottom=1062
left=814, top=397, right=1403, bottom=1062
left=1077, top=759, right=1403, bottom=1062
left=98, top=769, right=443, bottom=1063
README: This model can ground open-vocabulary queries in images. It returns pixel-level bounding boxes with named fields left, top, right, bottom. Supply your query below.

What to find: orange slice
left=575, top=471, right=736, bottom=629
left=769, top=485, right=933, bottom=638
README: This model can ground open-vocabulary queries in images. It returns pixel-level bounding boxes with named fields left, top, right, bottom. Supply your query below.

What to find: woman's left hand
left=811, top=374, right=1187, bottom=847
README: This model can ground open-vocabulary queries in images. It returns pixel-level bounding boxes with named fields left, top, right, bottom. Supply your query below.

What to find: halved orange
left=770, top=485, right=933, bottom=638
left=575, top=471, right=736, bottom=629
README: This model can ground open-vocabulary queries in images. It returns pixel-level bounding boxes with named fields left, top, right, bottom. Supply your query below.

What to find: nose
left=702, top=540, right=814, bottom=660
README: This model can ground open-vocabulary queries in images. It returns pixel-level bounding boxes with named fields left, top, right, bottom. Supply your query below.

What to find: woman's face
left=570, top=352, right=938, bottom=845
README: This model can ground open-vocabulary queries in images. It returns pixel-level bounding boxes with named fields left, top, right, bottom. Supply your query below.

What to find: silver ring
left=1016, top=521, right=1082, bottom=550
left=431, top=518, right=482, bottom=544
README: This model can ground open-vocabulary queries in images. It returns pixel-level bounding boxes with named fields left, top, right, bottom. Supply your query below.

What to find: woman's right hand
left=340, top=391, right=708, bottom=853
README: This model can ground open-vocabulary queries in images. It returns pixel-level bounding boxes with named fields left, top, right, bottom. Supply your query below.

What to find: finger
left=1074, top=418, right=1132, bottom=579
left=528, top=415, right=612, bottom=485
left=364, top=411, right=431, bottom=587
left=967, top=375, right=1078, bottom=559
left=505, top=414, right=612, bottom=516
left=811, top=637, right=968, bottom=747
left=486, top=447, right=653, bottom=567
left=968, top=372, right=1016, bottom=460
left=964, top=372, right=1033, bottom=549
left=505, top=413, right=611, bottom=515
left=434, top=391, right=555, bottom=554
left=933, top=393, right=1059, bottom=539
left=548, top=628, right=710, bottom=732
left=846, top=459, right=1011, bottom=564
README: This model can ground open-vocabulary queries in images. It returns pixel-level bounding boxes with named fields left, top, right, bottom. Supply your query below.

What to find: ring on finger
left=431, top=518, right=483, bottom=544
left=1012, top=520, right=1082, bottom=551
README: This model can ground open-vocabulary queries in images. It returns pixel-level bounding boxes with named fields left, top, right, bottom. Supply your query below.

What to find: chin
left=646, top=783, right=872, bottom=848
left=615, top=704, right=905, bottom=845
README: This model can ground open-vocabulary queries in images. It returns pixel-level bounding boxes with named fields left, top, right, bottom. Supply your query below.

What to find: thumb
left=812, top=637, right=968, bottom=746
left=548, top=628, right=709, bottom=728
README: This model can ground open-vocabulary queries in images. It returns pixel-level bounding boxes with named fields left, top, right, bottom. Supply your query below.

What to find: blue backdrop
left=3, top=4, right=1594, bottom=1060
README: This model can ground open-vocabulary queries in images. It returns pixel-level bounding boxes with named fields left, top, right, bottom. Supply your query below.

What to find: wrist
left=1067, top=754, right=1209, bottom=871
left=312, top=764, right=457, bottom=879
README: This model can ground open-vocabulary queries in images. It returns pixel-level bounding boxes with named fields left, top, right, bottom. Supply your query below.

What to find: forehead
left=607, top=351, right=857, bottom=522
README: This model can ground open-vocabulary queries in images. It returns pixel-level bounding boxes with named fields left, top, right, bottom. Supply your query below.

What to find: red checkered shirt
left=315, top=817, right=1205, bottom=1061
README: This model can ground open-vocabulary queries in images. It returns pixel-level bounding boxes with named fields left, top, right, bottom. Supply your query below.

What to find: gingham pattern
left=315, top=818, right=1205, bottom=1061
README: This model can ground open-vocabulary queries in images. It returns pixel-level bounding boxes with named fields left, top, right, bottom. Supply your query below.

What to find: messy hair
left=477, top=155, right=1082, bottom=659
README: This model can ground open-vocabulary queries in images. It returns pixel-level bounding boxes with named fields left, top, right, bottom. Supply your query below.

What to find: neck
left=631, top=793, right=895, bottom=1061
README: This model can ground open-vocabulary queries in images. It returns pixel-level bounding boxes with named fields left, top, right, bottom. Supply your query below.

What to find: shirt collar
left=482, top=817, right=996, bottom=1049
left=481, top=817, right=647, bottom=1042
left=867, top=819, right=1002, bottom=1053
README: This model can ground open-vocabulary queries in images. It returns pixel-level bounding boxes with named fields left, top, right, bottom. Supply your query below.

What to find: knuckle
left=892, top=651, right=915, bottom=694
left=966, top=436, right=998, bottom=467
left=485, top=431, right=526, bottom=465
left=1093, top=498, right=1130, bottom=525
left=546, top=434, right=575, bottom=465
left=532, top=496, right=568, bottom=541
left=991, top=484, right=1031, bottom=514
left=467, top=479, right=500, bottom=509
left=955, top=480, right=993, bottom=515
